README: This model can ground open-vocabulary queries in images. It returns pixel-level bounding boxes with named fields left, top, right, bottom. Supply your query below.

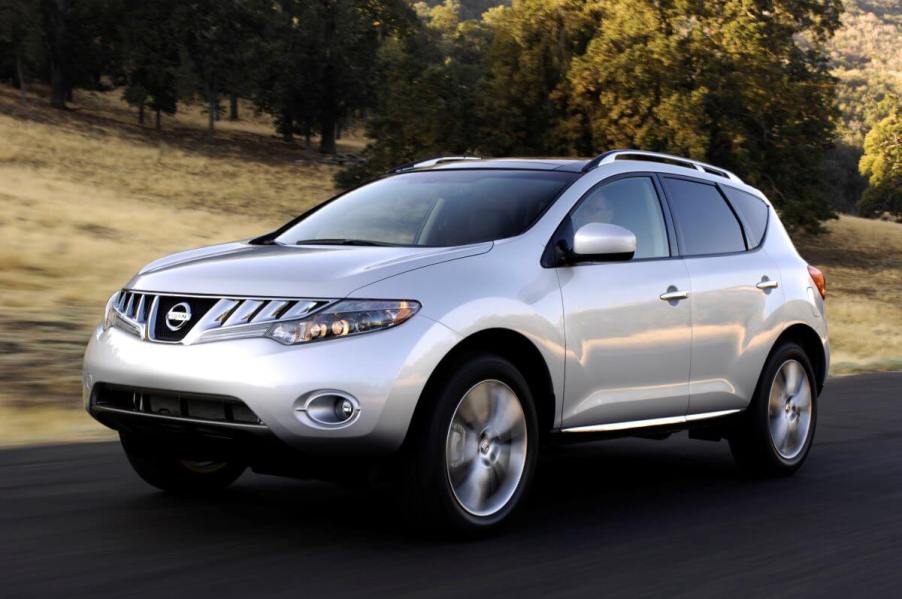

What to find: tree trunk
left=229, top=94, right=239, bottom=121
left=138, top=103, right=145, bottom=125
left=279, top=106, right=293, bottom=143
left=319, top=112, right=336, bottom=154
left=206, top=86, right=216, bottom=143
left=319, top=10, right=338, bottom=154
left=45, top=0, right=70, bottom=109
left=15, top=47, right=27, bottom=102
left=50, top=62, right=66, bottom=109
left=155, top=108, right=161, bottom=130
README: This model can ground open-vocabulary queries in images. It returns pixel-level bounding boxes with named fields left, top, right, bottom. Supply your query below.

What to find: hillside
left=0, top=83, right=349, bottom=444
left=830, top=0, right=902, bottom=142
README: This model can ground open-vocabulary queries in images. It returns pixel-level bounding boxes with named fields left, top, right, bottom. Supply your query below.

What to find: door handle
left=659, top=289, right=689, bottom=301
left=756, top=279, right=779, bottom=290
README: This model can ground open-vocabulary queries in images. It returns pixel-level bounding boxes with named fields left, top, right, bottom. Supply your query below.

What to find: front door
left=558, top=176, right=692, bottom=430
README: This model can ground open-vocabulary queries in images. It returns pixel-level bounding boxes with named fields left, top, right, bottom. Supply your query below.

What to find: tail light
left=807, top=265, right=826, bottom=299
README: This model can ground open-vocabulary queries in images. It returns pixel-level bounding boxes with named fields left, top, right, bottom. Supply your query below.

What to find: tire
left=729, top=342, right=818, bottom=477
left=404, top=353, right=539, bottom=536
left=120, top=433, right=246, bottom=494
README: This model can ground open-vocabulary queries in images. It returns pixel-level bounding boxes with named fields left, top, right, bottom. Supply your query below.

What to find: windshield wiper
left=294, top=238, right=395, bottom=247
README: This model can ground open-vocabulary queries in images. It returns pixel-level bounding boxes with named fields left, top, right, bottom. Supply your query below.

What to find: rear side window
left=662, top=177, right=746, bottom=256
left=722, top=186, right=769, bottom=248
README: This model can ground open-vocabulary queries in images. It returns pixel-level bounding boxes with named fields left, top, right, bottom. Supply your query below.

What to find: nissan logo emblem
left=165, top=302, right=192, bottom=331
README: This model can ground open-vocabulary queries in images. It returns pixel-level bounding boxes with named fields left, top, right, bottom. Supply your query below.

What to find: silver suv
left=84, top=150, right=829, bottom=534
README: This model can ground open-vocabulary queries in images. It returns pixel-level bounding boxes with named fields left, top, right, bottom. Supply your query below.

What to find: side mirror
left=571, top=223, right=636, bottom=262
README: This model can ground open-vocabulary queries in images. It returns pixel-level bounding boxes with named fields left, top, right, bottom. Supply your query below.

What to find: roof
left=405, top=158, right=589, bottom=173
left=393, top=152, right=746, bottom=185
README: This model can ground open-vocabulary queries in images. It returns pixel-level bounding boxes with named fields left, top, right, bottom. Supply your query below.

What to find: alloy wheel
left=767, top=359, right=813, bottom=460
left=445, top=379, right=528, bottom=517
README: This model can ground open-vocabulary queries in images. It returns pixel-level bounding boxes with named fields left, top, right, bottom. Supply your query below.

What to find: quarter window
left=722, top=186, right=769, bottom=248
left=662, top=178, right=746, bottom=256
left=570, top=177, right=669, bottom=259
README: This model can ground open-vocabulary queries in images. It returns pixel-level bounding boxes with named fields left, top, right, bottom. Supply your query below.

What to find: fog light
left=336, top=398, right=354, bottom=421
left=298, top=391, right=359, bottom=428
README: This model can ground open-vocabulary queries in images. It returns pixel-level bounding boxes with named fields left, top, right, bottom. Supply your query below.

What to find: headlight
left=265, top=299, right=420, bottom=345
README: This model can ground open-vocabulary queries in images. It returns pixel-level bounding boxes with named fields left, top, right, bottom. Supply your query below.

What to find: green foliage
left=37, top=0, right=121, bottom=107
left=336, top=0, right=490, bottom=185
left=563, top=0, right=843, bottom=234
left=419, top=0, right=507, bottom=20
left=255, top=0, right=412, bottom=153
left=476, top=0, right=599, bottom=155
left=177, top=0, right=263, bottom=140
left=821, top=141, right=868, bottom=213
left=348, top=0, right=844, bottom=233
left=858, top=97, right=902, bottom=217
left=253, top=1, right=322, bottom=143
left=822, top=1, right=902, bottom=214
left=0, top=0, right=43, bottom=94
left=117, top=0, right=183, bottom=124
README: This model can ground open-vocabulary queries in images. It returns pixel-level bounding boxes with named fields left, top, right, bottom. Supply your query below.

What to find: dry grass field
left=0, top=83, right=899, bottom=446
left=0, top=83, right=349, bottom=444
left=798, top=215, right=902, bottom=374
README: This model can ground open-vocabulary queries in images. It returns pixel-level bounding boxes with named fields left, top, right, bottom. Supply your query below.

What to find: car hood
left=126, top=241, right=493, bottom=298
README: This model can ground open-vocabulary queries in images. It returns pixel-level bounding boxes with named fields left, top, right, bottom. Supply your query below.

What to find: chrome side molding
left=561, top=409, right=742, bottom=434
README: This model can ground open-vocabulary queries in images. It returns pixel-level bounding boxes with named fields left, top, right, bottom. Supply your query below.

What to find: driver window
left=570, top=177, right=669, bottom=259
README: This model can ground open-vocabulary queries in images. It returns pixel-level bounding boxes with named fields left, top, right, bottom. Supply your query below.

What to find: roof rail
left=390, top=155, right=481, bottom=173
left=581, top=149, right=743, bottom=184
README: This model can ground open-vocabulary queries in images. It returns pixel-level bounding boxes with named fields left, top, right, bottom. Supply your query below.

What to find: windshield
left=274, top=170, right=578, bottom=247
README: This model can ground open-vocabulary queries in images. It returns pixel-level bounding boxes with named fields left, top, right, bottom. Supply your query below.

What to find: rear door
left=660, top=176, right=784, bottom=415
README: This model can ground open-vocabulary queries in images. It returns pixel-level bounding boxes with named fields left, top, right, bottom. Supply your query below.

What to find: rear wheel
left=120, top=433, right=246, bottom=494
left=405, top=354, right=538, bottom=536
left=729, top=342, right=818, bottom=476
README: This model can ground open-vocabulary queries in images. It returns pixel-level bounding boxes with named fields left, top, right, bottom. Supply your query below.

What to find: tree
left=562, top=0, right=844, bottom=233
left=253, top=0, right=324, bottom=145
left=0, top=0, right=43, bottom=102
left=258, top=0, right=411, bottom=154
left=118, top=0, right=182, bottom=128
left=335, top=0, right=490, bottom=185
left=40, top=0, right=71, bottom=107
left=178, top=0, right=260, bottom=142
left=36, top=0, right=119, bottom=108
left=476, top=0, right=599, bottom=156
left=343, top=0, right=845, bottom=235
left=858, top=97, right=902, bottom=218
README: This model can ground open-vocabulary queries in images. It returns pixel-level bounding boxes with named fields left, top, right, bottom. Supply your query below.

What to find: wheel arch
left=770, top=323, right=828, bottom=393
left=402, top=328, right=556, bottom=449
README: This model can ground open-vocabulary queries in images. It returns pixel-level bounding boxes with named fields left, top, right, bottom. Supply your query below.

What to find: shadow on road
left=115, top=436, right=753, bottom=545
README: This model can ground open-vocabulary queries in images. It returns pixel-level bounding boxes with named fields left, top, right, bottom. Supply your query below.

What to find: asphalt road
left=2, top=372, right=901, bottom=598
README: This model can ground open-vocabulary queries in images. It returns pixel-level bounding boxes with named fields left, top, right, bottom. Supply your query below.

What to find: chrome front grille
left=110, top=290, right=330, bottom=345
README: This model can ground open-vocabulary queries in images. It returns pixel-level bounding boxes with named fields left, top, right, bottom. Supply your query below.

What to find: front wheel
left=404, top=354, right=538, bottom=536
left=729, top=342, right=818, bottom=476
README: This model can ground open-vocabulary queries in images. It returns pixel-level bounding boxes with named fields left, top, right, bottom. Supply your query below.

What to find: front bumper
left=83, top=315, right=460, bottom=454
